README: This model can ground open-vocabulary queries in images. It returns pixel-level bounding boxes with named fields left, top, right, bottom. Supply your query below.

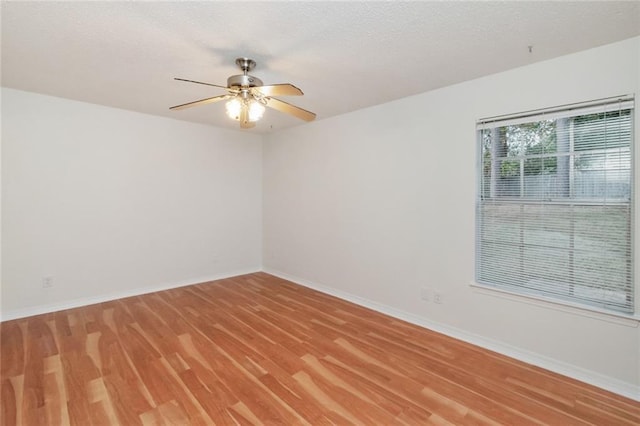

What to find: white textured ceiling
left=2, top=1, right=639, bottom=134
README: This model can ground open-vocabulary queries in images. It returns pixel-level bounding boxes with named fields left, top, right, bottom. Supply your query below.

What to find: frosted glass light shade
left=225, top=98, right=242, bottom=120
left=248, top=101, right=265, bottom=122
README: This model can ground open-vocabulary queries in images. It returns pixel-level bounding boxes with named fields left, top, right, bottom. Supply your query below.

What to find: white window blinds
left=476, top=96, right=634, bottom=314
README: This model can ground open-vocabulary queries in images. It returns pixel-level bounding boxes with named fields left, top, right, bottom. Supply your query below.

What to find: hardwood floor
left=1, top=272, right=639, bottom=425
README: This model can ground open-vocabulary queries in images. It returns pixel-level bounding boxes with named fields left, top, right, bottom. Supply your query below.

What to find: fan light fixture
left=225, top=96, right=265, bottom=122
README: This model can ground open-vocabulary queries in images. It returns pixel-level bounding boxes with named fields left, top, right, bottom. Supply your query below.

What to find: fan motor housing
left=227, top=74, right=263, bottom=88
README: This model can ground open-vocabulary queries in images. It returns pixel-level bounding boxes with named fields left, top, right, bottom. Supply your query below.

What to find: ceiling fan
left=170, top=57, right=316, bottom=129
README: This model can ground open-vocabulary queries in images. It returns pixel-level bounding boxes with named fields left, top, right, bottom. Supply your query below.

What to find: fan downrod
left=235, top=58, right=256, bottom=74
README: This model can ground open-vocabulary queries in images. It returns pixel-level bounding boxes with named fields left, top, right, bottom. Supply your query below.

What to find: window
left=476, top=96, right=634, bottom=315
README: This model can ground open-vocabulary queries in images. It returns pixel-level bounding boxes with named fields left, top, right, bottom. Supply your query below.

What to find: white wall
left=263, top=37, right=640, bottom=399
left=1, top=88, right=262, bottom=319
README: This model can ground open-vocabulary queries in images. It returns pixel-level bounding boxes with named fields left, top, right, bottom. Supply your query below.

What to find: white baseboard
left=263, top=268, right=640, bottom=402
left=0, top=268, right=261, bottom=322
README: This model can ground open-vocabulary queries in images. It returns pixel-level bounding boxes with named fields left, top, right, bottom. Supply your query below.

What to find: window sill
left=470, top=282, right=640, bottom=327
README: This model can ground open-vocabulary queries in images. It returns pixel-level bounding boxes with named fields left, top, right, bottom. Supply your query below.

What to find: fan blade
left=239, top=105, right=255, bottom=129
left=174, top=78, right=229, bottom=91
left=265, top=97, right=316, bottom=121
left=252, top=83, right=303, bottom=97
left=169, top=94, right=229, bottom=111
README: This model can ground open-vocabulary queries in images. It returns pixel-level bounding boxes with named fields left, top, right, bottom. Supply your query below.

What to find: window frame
left=475, top=95, right=635, bottom=317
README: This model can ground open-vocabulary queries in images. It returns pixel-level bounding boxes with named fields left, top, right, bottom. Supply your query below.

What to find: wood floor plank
left=2, top=272, right=639, bottom=425
left=1, top=378, right=18, bottom=426
left=1, top=322, right=25, bottom=377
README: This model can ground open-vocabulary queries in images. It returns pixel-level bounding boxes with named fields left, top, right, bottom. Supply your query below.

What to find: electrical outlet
left=42, top=276, right=54, bottom=288
left=434, top=292, right=443, bottom=304
left=420, top=288, right=432, bottom=301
